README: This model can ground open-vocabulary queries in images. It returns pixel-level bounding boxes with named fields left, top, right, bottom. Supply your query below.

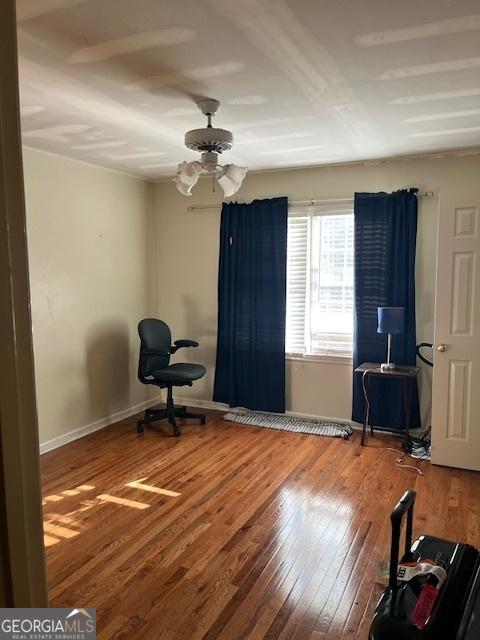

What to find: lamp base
left=381, top=362, right=397, bottom=372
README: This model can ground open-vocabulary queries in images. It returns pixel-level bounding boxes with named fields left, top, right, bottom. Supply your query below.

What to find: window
left=286, top=204, right=354, bottom=358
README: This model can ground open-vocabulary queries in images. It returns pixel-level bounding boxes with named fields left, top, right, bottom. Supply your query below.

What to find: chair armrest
left=172, top=339, right=199, bottom=351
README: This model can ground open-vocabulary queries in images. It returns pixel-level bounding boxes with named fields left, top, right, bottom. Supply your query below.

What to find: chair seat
left=151, top=363, right=206, bottom=383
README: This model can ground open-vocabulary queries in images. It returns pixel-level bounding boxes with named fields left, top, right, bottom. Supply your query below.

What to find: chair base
left=136, top=386, right=206, bottom=436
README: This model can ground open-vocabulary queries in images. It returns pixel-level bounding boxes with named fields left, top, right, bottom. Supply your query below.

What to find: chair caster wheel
left=137, top=421, right=144, bottom=433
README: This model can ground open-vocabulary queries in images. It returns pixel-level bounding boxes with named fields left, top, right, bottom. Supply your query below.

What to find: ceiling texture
left=16, top=0, right=480, bottom=179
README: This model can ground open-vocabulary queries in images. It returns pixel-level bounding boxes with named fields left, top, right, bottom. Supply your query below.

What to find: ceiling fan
left=175, top=98, right=247, bottom=197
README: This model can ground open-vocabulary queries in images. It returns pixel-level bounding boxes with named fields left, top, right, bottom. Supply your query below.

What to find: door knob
left=437, top=344, right=447, bottom=352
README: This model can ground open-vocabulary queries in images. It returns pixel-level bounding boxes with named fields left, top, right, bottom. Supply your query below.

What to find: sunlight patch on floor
left=125, top=478, right=180, bottom=497
left=97, top=494, right=150, bottom=509
left=44, top=494, right=63, bottom=503
left=44, top=522, right=80, bottom=539
left=43, top=534, right=60, bottom=548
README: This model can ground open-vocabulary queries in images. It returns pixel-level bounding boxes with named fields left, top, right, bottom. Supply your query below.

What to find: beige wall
left=23, top=148, right=156, bottom=446
left=153, top=153, right=480, bottom=424
left=23, top=150, right=480, bottom=445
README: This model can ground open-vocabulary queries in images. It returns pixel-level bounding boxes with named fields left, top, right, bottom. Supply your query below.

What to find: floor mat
left=224, top=410, right=353, bottom=439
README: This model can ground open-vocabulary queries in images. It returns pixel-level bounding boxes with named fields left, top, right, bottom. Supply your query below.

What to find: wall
left=23, top=148, right=157, bottom=447
left=153, top=153, right=480, bottom=425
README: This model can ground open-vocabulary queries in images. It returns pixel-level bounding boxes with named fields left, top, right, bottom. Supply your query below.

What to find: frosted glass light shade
left=217, top=164, right=247, bottom=197
left=175, top=161, right=202, bottom=196
left=174, top=160, right=247, bottom=197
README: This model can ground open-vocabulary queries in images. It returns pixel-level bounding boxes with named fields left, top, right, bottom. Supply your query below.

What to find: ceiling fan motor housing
left=175, top=98, right=246, bottom=196
left=184, top=127, right=233, bottom=153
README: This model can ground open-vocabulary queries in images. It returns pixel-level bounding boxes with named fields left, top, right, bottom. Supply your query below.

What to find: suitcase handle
left=389, top=490, right=416, bottom=591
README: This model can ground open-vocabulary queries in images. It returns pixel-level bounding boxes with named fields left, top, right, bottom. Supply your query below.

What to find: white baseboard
left=173, top=398, right=418, bottom=436
left=285, top=408, right=353, bottom=426
left=39, top=395, right=163, bottom=454
left=174, top=395, right=355, bottom=427
left=40, top=395, right=356, bottom=454
left=174, top=396, right=229, bottom=412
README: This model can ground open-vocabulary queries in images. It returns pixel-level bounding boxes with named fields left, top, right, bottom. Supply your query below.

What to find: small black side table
left=355, top=362, right=420, bottom=448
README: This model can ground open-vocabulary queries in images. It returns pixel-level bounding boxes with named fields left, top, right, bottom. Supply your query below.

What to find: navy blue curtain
left=352, top=189, right=421, bottom=429
left=213, top=197, right=288, bottom=412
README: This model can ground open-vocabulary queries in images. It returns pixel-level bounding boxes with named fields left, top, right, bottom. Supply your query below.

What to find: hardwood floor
left=41, top=408, right=480, bottom=639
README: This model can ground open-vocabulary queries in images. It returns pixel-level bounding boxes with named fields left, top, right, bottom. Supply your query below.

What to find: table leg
left=368, top=374, right=374, bottom=438
left=361, top=405, right=367, bottom=446
left=403, top=378, right=412, bottom=452
left=361, top=372, right=369, bottom=446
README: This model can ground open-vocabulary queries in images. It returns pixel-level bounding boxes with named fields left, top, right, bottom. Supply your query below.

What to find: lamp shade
left=377, top=307, right=405, bottom=334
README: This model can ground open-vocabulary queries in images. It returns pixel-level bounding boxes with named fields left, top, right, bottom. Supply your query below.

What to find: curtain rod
left=186, top=192, right=434, bottom=212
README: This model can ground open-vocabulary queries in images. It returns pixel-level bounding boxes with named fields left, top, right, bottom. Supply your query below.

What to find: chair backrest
left=138, top=318, right=171, bottom=379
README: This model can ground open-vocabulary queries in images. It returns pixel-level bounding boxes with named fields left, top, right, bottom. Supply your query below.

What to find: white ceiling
left=16, top=0, right=480, bottom=179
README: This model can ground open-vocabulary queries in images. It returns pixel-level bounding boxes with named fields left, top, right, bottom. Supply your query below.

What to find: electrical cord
left=382, top=447, right=425, bottom=475
left=362, top=367, right=427, bottom=475
left=395, top=452, right=425, bottom=475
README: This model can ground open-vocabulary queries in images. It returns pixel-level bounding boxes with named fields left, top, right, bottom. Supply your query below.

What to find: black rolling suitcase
left=369, top=490, right=480, bottom=639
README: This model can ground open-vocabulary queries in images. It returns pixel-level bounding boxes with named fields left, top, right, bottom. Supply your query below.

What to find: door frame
left=0, top=0, right=48, bottom=606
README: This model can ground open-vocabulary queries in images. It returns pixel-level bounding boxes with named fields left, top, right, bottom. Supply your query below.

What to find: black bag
left=369, top=490, right=480, bottom=640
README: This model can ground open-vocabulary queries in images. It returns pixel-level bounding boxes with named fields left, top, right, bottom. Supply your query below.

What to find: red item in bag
left=412, top=582, right=440, bottom=628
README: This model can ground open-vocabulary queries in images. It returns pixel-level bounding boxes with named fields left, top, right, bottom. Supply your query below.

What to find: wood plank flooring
left=41, top=408, right=480, bottom=639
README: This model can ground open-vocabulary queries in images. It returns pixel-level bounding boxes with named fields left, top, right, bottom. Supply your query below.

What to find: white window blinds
left=286, top=215, right=309, bottom=355
left=286, top=205, right=354, bottom=357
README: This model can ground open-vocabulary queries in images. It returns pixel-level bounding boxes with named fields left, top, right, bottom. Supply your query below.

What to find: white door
left=431, top=194, right=480, bottom=470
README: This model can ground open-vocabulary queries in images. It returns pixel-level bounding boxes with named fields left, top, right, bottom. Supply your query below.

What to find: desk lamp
left=377, top=307, right=405, bottom=372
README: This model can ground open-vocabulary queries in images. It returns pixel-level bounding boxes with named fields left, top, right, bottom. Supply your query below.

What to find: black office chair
left=137, top=318, right=206, bottom=436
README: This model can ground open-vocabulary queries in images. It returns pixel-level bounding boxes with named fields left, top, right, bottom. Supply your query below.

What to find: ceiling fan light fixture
left=174, top=98, right=247, bottom=197
left=217, top=163, right=248, bottom=197
left=175, top=160, right=202, bottom=196
left=185, top=127, right=233, bottom=153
